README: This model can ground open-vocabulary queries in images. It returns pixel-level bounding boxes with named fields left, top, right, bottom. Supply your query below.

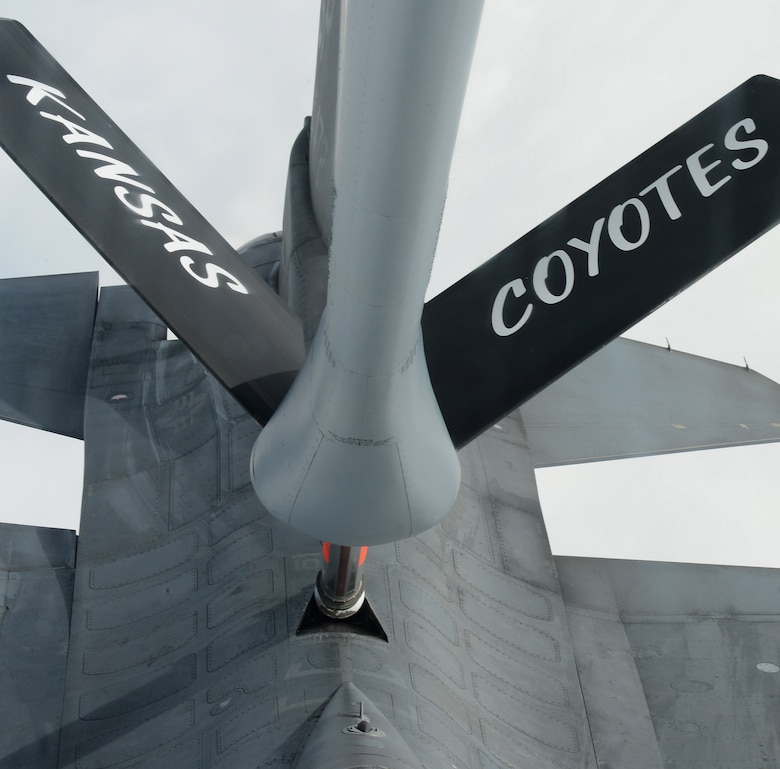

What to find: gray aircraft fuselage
left=0, top=2, right=779, bottom=768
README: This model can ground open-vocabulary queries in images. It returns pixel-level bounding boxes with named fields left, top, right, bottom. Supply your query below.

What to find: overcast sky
left=1, top=0, right=780, bottom=567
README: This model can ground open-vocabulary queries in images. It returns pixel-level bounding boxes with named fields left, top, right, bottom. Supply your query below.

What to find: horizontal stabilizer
left=424, top=75, right=780, bottom=447
left=0, top=21, right=304, bottom=424
left=0, top=272, right=97, bottom=438
left=0, top=523, right=75, bottom=768
left=521, top=337, right=780, bottom=466
left=556, top=556, right=780, bottom=769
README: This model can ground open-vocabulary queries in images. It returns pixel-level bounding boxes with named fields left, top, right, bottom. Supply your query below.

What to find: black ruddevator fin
left=0, top=20, right=304, bottom=424
left=424, top=75, right=780, bottom=447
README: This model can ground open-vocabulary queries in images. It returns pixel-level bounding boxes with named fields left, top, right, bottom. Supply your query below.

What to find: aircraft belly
left=52, top=285, right=600, bottom=768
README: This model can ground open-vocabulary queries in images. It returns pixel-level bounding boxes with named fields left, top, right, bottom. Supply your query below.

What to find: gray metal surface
left=251, top=0, right=484, bottom=547
left=557, top=557, right=780, bottom=769
left=294, top=682, right=426, bottom=769
left=0, top=272, right=97, bottom=438
left=3, top=5, right=780, bottom=767
left=0, top=523, right=76, bottom=769
left=278, top=121, right=328, bottom=349
left=49, top=284, right=597, bottom=768
left=3, top=279, right=780, bottom=767
left=521, top=336, right=780, bottom=466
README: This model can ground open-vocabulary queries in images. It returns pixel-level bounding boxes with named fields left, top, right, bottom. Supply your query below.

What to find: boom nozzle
left=314, top=543, right=368, bottom=619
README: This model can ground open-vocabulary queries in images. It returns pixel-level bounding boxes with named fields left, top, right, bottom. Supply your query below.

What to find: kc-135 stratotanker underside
left=1, top=3, right=780, bottom=768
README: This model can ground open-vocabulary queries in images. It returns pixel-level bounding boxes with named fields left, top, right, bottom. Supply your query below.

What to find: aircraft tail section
left=41, top=284, right=598, bottom=769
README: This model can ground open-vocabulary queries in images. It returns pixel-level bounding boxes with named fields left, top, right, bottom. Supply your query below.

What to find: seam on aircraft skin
left=0, top=377, right=80, bottom=395
left=398, top=578, right=459, bottom=645
left=206, top=610, right=276, bottom=673
left=465, top=631, right=570, bottom=707
left=472, top=672, right=580, bottom=753
left=0, top=545, right=11, bottom=635
left=474, top=437, right=505, bottom=573
left=88, top=531, right=198, bottom=589
left=207, top=487, right=259, bottom=546
left=458, top=588, right=562, bottom=663
left=142, top=405, right=164, bottom=469
left=453, top=455, right=499, bottom=567
left=86, top=569, right=199, bottom=631
left=396, top=440, right=413, bottom=537
left=215, top=426, right=224, bottom=507
left=322, top=333, right=419, bottom=377
left=207, top=530, right=273, bottom=585
left=409, top=664, right=473, bottom=735
left=452, top=548, right=554, bottom=621
left=404, top=619, right=466, bottom=689
left=74, top=700, right=196, bottom=766
left=568, top=659, right=599, bottom=760
left=78, top=654, right=197, bottom=721
left=206, top=651, right=277, bottom=704
left=206, top=568, right=274, bottom=630
left=395, top=543, right=453, bottom=602
left=82, top=613, right=198, bottom=675
left=289, top=430, right=325, bottom=517
left=541, top=436, right=780, bottom=465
